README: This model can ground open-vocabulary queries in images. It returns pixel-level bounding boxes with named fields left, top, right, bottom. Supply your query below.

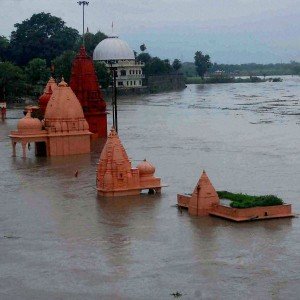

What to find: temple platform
left=209, top=204, right=294, bottom=222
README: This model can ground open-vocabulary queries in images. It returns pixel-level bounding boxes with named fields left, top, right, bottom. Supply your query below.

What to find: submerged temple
left=70, top=46, right=107, bottom=138
left=178, top=171, right=294, bottom=221
left=96, top=127, right=163, bottom=196
left=10, top=79, right=91, bottom=157
left=178, top=171, right=219, bottom=216
left=38, top=77, right=57, bottom=114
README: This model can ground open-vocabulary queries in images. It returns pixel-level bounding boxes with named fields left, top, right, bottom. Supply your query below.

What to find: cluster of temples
left=10, top=45, right=107, bottom=157
left=8, top=44, right=294, bottom=220
left=10, top=79, right=92, bottom=157
left=38, top=46, right=107, bottom=138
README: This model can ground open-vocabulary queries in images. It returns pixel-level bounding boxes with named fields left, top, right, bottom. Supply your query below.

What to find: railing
left=117, top=74, right=145, bottom=80
left=109, top=62, right=145, bottom=67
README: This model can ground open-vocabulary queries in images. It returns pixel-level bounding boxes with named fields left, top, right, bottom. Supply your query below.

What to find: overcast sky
left=1, top=0, right=299, bottom=64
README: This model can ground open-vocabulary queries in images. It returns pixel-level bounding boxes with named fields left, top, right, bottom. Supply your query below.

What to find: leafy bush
left=217, top=191, right=283, bottom=208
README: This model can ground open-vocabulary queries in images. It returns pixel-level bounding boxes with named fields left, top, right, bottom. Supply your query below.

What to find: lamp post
left=77, top=1, right=89, bottom=45
left=109, top=61, right=118, bottom=132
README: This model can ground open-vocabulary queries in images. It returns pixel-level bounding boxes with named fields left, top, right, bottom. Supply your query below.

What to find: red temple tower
left=69, top=46, right=107, bottom=138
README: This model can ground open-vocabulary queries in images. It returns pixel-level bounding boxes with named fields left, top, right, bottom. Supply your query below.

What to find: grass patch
left=217, top=191, right=284, bottom=208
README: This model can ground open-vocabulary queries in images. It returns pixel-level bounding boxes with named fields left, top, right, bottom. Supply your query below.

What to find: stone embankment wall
left=102, top=74, right=186, bottom=96
left=147, top=74, right=186, bottom=93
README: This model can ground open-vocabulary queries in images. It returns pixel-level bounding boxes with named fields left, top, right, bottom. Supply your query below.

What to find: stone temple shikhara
left=97, top=127, right=163, bottom=197
left=10, top=79, right=92, bottom=157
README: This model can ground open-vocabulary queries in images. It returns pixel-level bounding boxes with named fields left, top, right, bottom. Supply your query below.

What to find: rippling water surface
left=1, top=77, right=300, bottom=299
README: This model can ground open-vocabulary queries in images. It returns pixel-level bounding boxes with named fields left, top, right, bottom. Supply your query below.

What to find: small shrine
left=96, top=128, right=163, bottom=196
left=177, top=171, right=219, bottom=216
left=70, top=46, right=107, bottom=138
left=178, top=171, right=294, bottom=221
left=38, top=77, right=57, bottom=114
left=10, top=79, right=92, bottom=157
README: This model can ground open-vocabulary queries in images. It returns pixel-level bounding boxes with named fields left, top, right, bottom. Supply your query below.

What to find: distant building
left=93, top=36, right=144, bottom=88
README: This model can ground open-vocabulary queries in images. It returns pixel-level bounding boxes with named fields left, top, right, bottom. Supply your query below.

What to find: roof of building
left=69, top=46, right=106, bottom=111
left=137, top=159, right=156, bottom=176
left=17, top=110, right=42, bottom=133
left=45, top=79, right=85, bottom=120
left=93, top=36, right=135, bottom=61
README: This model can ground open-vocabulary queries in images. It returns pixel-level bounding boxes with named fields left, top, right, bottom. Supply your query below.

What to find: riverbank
left=186, top=76, right=283, bottom=84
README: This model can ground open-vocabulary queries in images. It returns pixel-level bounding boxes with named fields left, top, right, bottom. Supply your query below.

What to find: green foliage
left=210, top=62, right=300, bottom=76
left=182, top=61, right=300, bottom=77
left=185, top=76, right=268, bottom=84
left=194, top=51, right=212, bottom=78
left=172, top=59, right=182, bottom=71
left=140, top=44, right=147, bottom=52
left=75, top=31, right=107, bottom=57
left=52, top=50, right=76, bottom=83
left=146, top=57, right=172, bottom=76
left=0, top=36, right=10, bottom=61
left=136, top=52, right=173, bottom=77
left=10, top=12, right=80, bottom=65
left=291, top=61, right=300, bottom=75
left=137, top=52, right=152, bottom=64
left=94, top=61, right=110, bottom=89
left=0, top=62, right=26, bottom=99
left=217, top=191, right=284, bottom=208
left=25, top=58, right=50, bottom=85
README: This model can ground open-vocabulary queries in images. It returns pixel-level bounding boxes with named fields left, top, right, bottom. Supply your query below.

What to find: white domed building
left=93, top=36, right=144, bottom=88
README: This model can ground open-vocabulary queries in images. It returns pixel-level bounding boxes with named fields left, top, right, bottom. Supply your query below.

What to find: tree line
left=0, top=12, right=109, bottom=101
left=182, top=60, right=300, bottom=77
left=0, top=12, right=186, bottom=102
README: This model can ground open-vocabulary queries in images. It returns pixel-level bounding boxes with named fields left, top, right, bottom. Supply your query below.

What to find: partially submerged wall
left=147, top=74, right=186, bottom=93
left=210, top=204, right=293, bottom=221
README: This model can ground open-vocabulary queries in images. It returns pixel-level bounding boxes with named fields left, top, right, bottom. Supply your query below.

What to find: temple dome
left=38, top=77, right=57, bottom=114
left=44, top=77, right=57, bottom=94
left=45, top=79, right=85, bottom=120
left=44, top=79, right=89, bottom=132
left=93, top=36, right=135, bottom=61
left=17, top=110, right=42, bottom=133
left=137, top=159, right=156, bottom=176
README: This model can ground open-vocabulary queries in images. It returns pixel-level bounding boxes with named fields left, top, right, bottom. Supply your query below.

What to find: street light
left=77, top=1, right=89, bottom=45
left=109, top=61, right=118, bottom=132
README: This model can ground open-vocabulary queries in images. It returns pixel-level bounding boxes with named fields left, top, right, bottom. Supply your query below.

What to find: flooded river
left=1, top=77, right=300, bottom=299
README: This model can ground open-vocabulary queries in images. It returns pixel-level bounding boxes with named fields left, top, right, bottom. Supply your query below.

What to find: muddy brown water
left=1, top=77, right=300, bottom=299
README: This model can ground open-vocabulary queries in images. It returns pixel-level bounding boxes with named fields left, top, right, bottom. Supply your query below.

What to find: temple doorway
left=36, top=142, right=47, bottom=157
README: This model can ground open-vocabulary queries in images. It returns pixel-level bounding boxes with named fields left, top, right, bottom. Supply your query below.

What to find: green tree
left=0, top=36, right=10, bottom=61
left=25, top=58, right=50, bottom=85
left=0, top=62, right=26, bottom=99
left=137, top=52, right=152, bottom=64
left=136, top=52, right=173, bottom=77
left=194, top=51, right=212, bottom=78
left=94, top=61, right=110, bottom=89
left=140, top=43, right=147, bottom=52
left=10, top=12, right=80, bottom=66
left=52, top=50, right=76, bottom=83
left=172, top=59, right=182, bottom=71
left=290, top=61, right=300, bottom=75
left=144, top=57, right=172, bottom=76
left=76, top=30, right=107, bottom=57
